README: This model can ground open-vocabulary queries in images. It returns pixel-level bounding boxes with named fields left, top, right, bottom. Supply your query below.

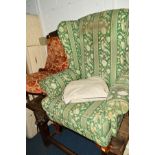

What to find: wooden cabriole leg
left=96, top=144, right=111, bottom=154
left=37, top=121, right=51, bottom=146
left=53, top=122, right=62, bottom=134
left=101, top=145, right=111, bottom=155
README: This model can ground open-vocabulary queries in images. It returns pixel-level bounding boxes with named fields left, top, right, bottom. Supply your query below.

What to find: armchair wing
left=39, top=68, right=81, bottom=98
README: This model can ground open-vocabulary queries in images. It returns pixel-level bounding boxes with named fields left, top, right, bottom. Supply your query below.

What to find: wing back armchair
left=39, top=8, right=129, bottom=151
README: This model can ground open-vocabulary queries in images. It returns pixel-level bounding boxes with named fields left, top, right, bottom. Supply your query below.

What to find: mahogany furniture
left=26, top=92, right=78, bottom=155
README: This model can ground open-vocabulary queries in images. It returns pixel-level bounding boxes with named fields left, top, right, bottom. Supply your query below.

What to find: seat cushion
left=42, top=96, right=123, bottom=146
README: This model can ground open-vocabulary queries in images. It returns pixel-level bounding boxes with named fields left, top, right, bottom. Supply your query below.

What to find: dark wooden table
left=26, top=93, right=51, bottom=146
left=26, top=93, right=77, bottom=155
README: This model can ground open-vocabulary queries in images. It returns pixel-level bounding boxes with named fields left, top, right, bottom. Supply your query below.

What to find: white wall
left=26, top=0, right=39, bottom=15
left=32, top=0, right=128, bottom=35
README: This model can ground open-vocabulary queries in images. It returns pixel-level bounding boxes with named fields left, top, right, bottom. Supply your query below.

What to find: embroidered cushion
left=62, top=76, right=109, bottom=104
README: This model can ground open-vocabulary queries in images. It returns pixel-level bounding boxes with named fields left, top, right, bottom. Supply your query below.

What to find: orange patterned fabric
left=26, top=71, right=52, bottom=94
left=26, top=36, right=68, bottom=94
left=44, top=36, right=68, bottom=73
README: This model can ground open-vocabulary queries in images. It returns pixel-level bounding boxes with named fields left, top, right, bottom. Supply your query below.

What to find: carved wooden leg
left=37, top=121, right=51, bottom=146
left=96, top=144, right=111, bottom=154
left=53, top=122, right=62, bottom=134
left=100, top=145, right=111, bottom=153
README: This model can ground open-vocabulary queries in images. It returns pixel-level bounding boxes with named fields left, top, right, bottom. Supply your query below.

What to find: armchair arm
left=39, top=68, right=81, bottom=98
left=106, top=85, right=128, bottom=117
left=102, top=83, right=128, bottom=136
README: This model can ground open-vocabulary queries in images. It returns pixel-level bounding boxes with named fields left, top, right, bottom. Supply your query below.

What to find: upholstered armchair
left=39, top=9, right=129, bottom=153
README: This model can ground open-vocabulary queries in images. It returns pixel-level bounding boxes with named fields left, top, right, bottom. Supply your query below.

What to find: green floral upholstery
left=40, top=68, right=81, bottom=98
left=39, top=9, right=129, bottom=147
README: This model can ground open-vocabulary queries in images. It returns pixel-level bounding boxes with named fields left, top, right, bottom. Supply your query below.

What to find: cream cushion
left=62, top=76, right=109, bottom=104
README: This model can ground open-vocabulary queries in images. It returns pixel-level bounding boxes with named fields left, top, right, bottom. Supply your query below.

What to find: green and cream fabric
left=39, top=9, right=129, bottom=147
left=39, top=69, right=81, bottom=98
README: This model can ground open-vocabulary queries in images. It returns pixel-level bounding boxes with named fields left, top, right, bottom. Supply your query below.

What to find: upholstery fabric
left=58, top=9, right=128, bottom=86
left=44, top=37, right=68, bottom=73
left=39, top=9, right=129, bottom=147
left=26, top=37, right=69, bottom=94
left=26, top=71, right=52, bottom=94
left=39, top=68, right=81, bottom=98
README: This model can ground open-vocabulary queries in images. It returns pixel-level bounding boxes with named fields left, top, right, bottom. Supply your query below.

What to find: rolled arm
left=39, top=68, right=81, bottom=98
left=105, top=82, right=129, bottom=120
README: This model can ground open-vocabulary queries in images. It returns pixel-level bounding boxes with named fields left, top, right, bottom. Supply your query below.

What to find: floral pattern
left=26, top=71, right=52, bottom=94
left=39, top=68, right=81, bottom=98
left=26, top=36, right=69, bottom=94
left=44, top=37, right=68, bottom=73
left=40, top=9, right=129, bottom=147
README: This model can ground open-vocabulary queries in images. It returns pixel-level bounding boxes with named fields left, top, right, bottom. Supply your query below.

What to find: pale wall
left=36, top=0, right=129, bottom=35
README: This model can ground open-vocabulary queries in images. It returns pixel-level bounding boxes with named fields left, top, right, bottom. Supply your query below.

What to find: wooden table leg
left=26, top=93, right=78, bottom=154
left=37, top=121, right=51, bottom=146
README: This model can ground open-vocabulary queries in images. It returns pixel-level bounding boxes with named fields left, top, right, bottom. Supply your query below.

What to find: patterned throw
left=39, top=9, right=129, bottom=147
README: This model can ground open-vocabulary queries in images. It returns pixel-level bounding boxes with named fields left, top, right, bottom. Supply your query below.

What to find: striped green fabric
left=39, top=69, right=81, bottom=98
left=58, top=9, right=129, bottom=86
left=40, top=9, right=129, bottom=147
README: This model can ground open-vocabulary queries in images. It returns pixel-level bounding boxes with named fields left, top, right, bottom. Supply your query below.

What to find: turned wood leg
left=101, top=145, right=111, bottom=153
left=37, top=121, right=51, bottom=146
left=96, top=144, right=111, bottom=154
left=53, top=122, right=62, bottom=134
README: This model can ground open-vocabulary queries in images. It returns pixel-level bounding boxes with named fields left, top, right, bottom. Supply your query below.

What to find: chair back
left=58, top=9, right=129, bottom=86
